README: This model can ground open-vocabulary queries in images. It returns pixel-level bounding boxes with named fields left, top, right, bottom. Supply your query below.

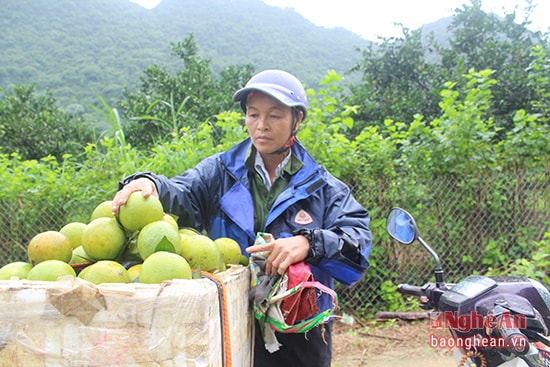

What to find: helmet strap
left=267, top=134, right=294, bottom=155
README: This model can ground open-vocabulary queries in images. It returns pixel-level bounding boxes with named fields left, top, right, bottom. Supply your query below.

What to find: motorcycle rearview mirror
left=386, top=207, right=446, bottom=286
left=386, top=207, right=418, bottom=244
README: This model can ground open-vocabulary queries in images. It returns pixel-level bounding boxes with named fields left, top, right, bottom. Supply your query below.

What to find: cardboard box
left=0, top=265, right=253, bottom=366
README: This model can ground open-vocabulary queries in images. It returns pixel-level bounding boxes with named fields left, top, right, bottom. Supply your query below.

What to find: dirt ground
left=332, top=317, right=457, bottom=367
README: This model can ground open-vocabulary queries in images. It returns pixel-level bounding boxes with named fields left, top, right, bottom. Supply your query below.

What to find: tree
left=346, top=0, right=550, bottom=138
left=347, top=27, right=442, bottom=135
left=0, top=84, right=95, bottom=161
left=120, top=33, right=254, bottom=148
left=436, top=0, right=549, bottom=132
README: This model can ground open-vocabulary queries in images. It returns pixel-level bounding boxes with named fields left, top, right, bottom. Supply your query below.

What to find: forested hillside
left=0, top=0, right=370, bottom=111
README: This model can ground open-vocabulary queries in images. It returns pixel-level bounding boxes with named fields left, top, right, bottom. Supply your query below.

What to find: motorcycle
left=386, top=207, right=550, bottom=367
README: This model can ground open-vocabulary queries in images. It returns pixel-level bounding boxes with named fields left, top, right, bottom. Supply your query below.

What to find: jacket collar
left=220, top=138, right=320, bottom=182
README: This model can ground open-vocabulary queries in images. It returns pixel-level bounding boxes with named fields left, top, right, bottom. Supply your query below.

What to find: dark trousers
left=253, top=320, right=333, bottom=367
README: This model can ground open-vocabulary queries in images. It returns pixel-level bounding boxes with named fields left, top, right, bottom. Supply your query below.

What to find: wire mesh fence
left=0, top=167, right=548, bottom=316
left=337, top=167, right=550, bottom=316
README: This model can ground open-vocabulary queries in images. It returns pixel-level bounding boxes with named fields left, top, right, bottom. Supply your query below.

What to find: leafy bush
left=0, top=85, right=96, bottom=161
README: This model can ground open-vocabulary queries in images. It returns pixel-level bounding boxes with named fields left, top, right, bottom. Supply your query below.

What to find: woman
left=112, top=69, right=372, bottom=367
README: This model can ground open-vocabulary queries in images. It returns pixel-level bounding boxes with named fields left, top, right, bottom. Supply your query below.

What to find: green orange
left=27, top=260, right=76, bottom=281
left=139, top=251, right=191, bottom=284
left=81, top=217, right=127, bottom=260
left=27, top=231, right=73, bottom=265
left=118, top=191, right=164, bottom=232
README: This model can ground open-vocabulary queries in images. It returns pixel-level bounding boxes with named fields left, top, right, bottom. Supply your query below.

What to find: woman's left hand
left=246, top=235, right=310, bottom=276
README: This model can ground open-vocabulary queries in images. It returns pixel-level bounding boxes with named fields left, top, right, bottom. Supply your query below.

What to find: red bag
left=280, top=261, right=320, bottom=325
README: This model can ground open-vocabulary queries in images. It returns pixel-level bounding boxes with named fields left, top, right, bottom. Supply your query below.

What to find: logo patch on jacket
left=294, top=209, right=313, bottom=225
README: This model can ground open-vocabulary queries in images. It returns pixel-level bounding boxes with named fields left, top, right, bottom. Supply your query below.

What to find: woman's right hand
left=111, top=177, right=158, bottom=215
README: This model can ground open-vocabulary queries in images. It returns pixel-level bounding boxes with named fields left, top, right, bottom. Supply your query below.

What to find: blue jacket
left=122, top=138, right=371, bottom=288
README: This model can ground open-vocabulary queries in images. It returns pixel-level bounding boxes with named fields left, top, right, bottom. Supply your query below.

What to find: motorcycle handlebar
left=493, top=324, right=531, bottom=355
left=397, top=284, right=423, bottom=297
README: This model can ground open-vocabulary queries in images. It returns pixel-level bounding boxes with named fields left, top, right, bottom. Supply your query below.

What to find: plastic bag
left=249, top=232, right=338, bottom=352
